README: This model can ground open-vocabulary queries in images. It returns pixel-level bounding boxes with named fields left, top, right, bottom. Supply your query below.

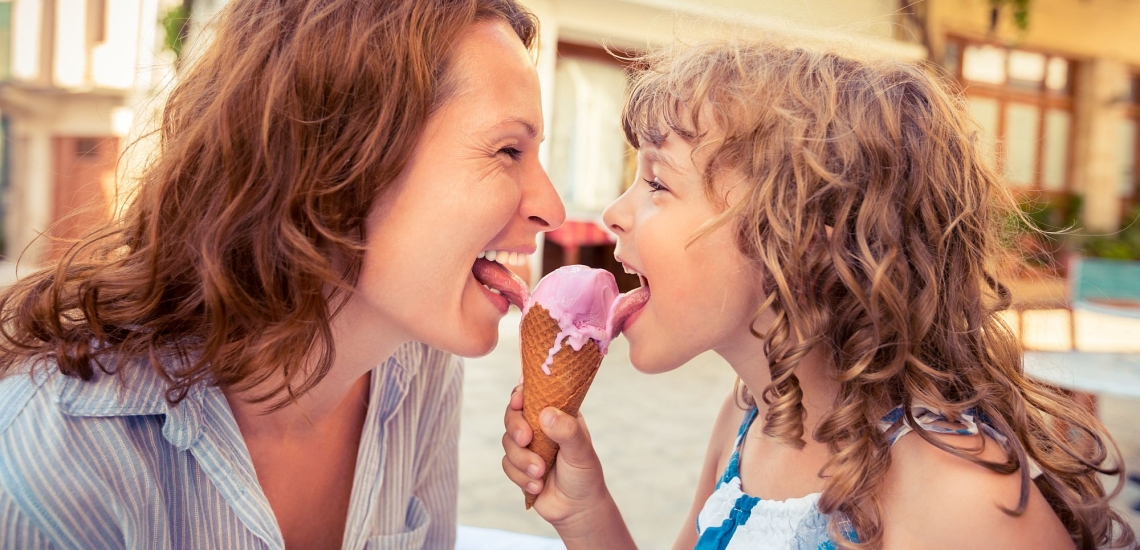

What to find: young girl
left=501, top=39, right=1136, bottom=549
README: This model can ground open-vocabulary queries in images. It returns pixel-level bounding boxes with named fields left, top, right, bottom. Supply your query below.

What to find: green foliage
left=1006, top=195, right=1140, bottom=266
left=161, top=5, right=188, bottom=59
left=1008, top=195, right=1078, bottom=270
left=1080, top=206, right=1140, bottom=260
left=990, top=0, right=1032, bottom=31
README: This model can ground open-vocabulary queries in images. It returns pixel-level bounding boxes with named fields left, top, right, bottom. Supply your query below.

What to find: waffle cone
left=519, top=304, right=603, bottom=509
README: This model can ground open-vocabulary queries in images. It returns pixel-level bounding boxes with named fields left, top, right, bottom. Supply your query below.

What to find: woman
left=0, top=0, right=563, bottom=548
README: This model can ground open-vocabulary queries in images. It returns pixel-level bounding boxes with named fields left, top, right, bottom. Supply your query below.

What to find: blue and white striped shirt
left=0, top=342, right=462, bottom=549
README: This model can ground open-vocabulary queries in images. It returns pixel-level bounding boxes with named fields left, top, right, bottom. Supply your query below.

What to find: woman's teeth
left=478, top=250, right=530, bottom=267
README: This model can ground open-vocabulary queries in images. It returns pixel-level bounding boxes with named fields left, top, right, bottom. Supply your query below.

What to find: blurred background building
left=0, top=0, right=1136, bottom=275
left=0, top=0, right=180, bottom=265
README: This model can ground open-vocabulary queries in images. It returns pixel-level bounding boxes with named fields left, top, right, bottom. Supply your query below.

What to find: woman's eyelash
left=499, top=147, right=522, bottom=160
left=643, top=177, right=666, bottom=192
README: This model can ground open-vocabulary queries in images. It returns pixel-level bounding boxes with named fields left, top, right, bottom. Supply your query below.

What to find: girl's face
left=602, top=134, right=763, bottom=374
left=349, top=20, right=565, bottom=358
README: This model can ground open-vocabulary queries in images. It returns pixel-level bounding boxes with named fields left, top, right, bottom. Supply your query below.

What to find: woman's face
left=602, top=133, right=763, bottom=374
left=354, top=20, right=564, bottom=358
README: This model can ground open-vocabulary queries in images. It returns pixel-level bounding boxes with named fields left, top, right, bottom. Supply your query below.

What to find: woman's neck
left=224, top=293, right=407, bottom=437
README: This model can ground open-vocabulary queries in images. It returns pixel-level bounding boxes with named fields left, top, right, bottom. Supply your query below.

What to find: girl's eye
left=499, top=147, right=522, bottom=160
left=643, top=177, right=667, bottom=193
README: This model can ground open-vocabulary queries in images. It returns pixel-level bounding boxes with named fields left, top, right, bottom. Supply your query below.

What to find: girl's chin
left=627, top=343, right=687, bottom=375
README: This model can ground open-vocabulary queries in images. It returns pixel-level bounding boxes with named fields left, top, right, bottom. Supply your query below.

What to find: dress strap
left=879, top=404, right=1043, bottom=478
left=718, top=406, right=759, bottom=487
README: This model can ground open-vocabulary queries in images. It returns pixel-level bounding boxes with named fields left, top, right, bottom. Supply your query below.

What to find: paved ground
left=458, top=309, right=1140, bottom=548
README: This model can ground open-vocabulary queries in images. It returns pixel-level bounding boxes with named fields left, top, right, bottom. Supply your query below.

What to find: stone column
left=1074, top=58, right=1129, bottom=233
left=5, top=119, right=53, bottom=264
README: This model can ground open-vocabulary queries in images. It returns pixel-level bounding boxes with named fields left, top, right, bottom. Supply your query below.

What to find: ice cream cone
left=520, top=304, right=603, bottom=509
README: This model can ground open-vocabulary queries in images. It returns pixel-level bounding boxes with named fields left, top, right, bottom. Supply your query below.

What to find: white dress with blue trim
left=693, top=404, right=1041, bottom=549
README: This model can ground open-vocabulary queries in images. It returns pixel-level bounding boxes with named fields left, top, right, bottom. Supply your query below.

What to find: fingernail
left=527, top=464, right=541, bottom=478
left=518, top=375, right=524, bottom=384
left=541, top=410, right=556, bottom=429
left=513, top=430, right=525, bottom=446
left=526, top=482, right=539, bottom=494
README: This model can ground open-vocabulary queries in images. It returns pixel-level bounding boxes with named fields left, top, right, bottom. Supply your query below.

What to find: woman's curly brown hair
left=622, top=39, right=1135, bottom=549
left=0, top=0, right=536, bottom=406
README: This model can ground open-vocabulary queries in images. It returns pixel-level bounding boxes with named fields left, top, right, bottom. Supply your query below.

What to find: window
left=547, top=42, right=633, bottom=212
left=945, top=37, right=1074, bottom=194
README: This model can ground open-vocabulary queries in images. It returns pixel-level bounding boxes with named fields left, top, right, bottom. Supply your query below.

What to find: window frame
left=944, top=34, right=1078, bottom=198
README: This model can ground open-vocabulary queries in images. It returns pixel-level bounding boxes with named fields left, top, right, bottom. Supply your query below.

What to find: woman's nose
left=522, top=163, right=566, bottom=231
left=602, top=186, right=632, bottom=234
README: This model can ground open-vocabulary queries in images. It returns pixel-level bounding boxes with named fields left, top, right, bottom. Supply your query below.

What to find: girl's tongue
left=607, top=285, right=650, bottom=339
left=472, top=258, right=529, bottom=309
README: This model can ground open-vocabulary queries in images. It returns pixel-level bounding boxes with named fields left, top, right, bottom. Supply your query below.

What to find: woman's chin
left=421, top=315, right=500, bottom=358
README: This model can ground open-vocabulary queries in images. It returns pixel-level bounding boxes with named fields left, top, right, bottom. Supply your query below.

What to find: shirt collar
left=54, top=343, right=420, bottom=451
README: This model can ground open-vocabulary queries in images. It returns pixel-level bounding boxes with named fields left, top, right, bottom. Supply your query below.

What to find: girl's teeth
left=485, top=251, right=497, bottom=262
left=478, top=251, right=486, bottom=259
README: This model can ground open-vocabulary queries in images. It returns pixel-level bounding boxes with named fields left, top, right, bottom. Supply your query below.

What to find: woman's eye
left=499, top=147, right=522, bottom=160
left=643, top=177, right=667, bottom=193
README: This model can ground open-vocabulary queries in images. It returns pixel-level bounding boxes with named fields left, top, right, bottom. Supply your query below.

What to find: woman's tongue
left=472, top=258, right=529, bottom=309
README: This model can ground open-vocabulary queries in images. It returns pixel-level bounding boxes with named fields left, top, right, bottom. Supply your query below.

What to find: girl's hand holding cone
left=502, top=385, right=637, bottom=548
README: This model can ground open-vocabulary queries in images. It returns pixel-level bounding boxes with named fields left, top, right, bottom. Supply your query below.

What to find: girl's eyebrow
left=644, top=148, right=681, bottom=173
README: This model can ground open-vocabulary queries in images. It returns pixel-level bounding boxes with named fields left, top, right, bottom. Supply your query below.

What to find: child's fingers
left=501, top=432, right=545, bottom=479
left=504, top=402, right=533, bottom=447
left=539, top=408, right=596, bottom=470
left=501, top=455, right=543, bottom=495
left=509, top=383, right=524, bottom=411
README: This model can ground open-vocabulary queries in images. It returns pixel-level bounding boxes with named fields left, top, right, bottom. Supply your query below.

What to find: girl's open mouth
left=607, top=275, right=650, bottom=338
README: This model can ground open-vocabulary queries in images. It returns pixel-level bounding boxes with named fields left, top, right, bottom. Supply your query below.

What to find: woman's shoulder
left=0, top=360, right=170, bottom=542
left=879, top=428, right=1075, bottom=549
left=0, top=355, right=173, bottom=465
left=0, top=357, right=63, bottom=436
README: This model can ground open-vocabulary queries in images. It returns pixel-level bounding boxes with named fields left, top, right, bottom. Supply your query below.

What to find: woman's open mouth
left=471, top=251, right=530, bottom=311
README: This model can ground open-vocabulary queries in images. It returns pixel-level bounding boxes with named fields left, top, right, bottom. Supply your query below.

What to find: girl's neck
left=717, top=335, right=840, bottom=437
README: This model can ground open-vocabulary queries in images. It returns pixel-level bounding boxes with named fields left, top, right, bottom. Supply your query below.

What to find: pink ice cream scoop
left=523, top=265, right=650, bottom=374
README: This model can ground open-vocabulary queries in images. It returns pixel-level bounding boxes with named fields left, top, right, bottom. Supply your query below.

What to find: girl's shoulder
left=879, top=426, right=1075, bottom=549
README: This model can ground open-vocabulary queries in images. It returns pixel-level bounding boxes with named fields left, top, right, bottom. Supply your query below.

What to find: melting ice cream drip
left=524, top=265, right=650, bottom=375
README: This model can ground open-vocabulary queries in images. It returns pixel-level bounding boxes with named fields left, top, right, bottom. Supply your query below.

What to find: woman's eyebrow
left=487, top=116, right=541, bottom=141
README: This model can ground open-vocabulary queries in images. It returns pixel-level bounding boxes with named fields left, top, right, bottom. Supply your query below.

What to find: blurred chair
left=1022, top=258, right=1140, bottom=488
left=1069, top=257, right=1140, bottom=320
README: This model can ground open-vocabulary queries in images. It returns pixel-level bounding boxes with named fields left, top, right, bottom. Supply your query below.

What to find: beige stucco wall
left=929, top=0, right=1140, bottom=66
left=522, top=0, right=923, bottom=58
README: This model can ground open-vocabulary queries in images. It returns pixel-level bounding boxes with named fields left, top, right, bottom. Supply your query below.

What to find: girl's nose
left=602, top=186, right=633, bottom=234
left=522, top=163, right=566, bottom=230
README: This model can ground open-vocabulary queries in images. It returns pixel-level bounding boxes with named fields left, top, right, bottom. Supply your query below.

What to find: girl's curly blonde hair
left=622, top=39, right=1135, bottom=549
